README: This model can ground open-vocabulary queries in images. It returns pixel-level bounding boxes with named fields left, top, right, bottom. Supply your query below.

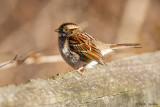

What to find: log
left=0, top=51, right=160, bottom=107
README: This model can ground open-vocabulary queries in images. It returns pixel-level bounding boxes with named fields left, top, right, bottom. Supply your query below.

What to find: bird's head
left=55, top=23, right=80, bottom=34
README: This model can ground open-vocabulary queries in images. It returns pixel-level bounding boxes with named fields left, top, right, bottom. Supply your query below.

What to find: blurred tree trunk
left=117, top=0, right=151, bottom=43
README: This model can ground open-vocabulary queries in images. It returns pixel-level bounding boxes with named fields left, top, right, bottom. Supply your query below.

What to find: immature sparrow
left=55, top=23, right=140, bottom=74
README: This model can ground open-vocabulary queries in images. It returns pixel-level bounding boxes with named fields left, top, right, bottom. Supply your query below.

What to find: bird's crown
left=55, top=23, right=80, bottom=33
left=59, top=23, right=79, bottom=30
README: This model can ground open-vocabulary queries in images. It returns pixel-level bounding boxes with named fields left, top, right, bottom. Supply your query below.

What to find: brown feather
left=68, top=30, right=103, bottom=63
left=108, top=43, right=141, bottom=49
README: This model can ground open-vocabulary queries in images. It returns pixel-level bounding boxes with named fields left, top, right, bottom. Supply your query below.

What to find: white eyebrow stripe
left=67, top=25, right=79, bottom=29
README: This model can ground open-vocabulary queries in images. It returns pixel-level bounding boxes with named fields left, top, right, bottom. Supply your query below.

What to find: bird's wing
left=68, top=33, right=105, bottom=65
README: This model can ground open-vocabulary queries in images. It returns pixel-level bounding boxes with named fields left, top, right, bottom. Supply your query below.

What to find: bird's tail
left=108, top=43, right=141, bottom=50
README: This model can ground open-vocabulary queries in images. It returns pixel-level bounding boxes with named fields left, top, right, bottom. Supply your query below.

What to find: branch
left=0, top=53, right=63, bottom=70
left=0, top=51, right=160, bottom=107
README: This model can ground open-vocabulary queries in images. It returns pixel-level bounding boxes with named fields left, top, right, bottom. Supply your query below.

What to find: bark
left=0, top=51, right=160, bottom=107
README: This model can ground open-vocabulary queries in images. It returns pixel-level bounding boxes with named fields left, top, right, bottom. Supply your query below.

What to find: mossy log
left=0, top=51, right=160, bottom=107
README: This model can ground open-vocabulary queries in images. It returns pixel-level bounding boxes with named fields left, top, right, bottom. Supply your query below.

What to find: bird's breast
left=58, top=36, right=81, bottom=68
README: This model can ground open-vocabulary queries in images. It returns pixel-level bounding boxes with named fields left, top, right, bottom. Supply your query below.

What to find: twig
left=0, top=55, right=19, bottom=68
left=0, top=52, right=63, bottom=70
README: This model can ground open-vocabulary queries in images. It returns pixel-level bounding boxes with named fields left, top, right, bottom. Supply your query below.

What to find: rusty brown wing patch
left=68, top=34, right=103, bottom=61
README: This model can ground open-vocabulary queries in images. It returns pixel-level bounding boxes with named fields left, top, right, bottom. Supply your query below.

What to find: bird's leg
left=76, top=67, right=84, bottom=76
left=76, top=64, right=87, bottom=76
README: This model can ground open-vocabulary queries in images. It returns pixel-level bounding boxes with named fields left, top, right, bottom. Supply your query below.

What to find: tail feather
left=108, top=43, right=141, bottom=50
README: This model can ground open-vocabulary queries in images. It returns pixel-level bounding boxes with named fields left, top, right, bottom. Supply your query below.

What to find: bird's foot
left=76, top=66, right=85, bottom=76
left=74, top=64, right=88, bottom=76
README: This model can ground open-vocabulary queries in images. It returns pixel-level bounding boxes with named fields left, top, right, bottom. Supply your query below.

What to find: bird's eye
left=63, top=28, right=69, bottom=32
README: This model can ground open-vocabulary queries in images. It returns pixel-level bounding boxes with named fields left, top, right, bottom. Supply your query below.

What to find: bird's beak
left=55, top=29, right=59, bottom=32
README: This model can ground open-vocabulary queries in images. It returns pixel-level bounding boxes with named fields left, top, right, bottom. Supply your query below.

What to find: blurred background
left=0, top=0, right=160, bottom=86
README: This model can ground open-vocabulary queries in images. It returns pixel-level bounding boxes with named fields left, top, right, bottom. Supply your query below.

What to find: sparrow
left=55, top=23, right=141, bottom=74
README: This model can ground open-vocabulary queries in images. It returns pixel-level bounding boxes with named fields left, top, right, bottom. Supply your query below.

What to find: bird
left=55, top=22, right=141, bottom=75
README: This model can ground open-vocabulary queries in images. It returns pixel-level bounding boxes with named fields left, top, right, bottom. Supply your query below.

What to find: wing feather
left=68, top=33, right=103, bottom=62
